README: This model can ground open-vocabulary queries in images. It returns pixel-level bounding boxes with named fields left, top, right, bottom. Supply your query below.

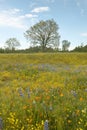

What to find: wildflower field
left=0, top=53, right=87, bottom=130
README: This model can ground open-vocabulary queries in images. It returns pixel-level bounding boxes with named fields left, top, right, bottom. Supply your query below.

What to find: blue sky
left=0, top=0, right=87, bottom=50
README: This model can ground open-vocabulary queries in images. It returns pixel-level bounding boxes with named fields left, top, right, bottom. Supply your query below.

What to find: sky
left=0, top=0, right=87, bottom=50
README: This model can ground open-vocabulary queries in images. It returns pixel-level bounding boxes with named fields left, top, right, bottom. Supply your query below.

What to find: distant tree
left=24, top=19, right=60, bottom=51
left=80, top=42, right=84, bottom=48
left=62, top=40, right=71, bottom=51
left=0, top=48, right=4, bottom=53
left=72, top=43, right=87, bottom=52
left=5, top=38, right=20, bottom=50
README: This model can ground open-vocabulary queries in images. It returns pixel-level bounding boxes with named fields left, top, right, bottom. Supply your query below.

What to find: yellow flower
left=15, top=119, right=18, bottom=125
left=76, top=128, right=83, bottom=130
left=82, top=108, right=86, bottom=113
left=78, top=121, right=81, bottom=124
left=21, top=126, right=24, bottom=130
left=67, top=120, right=72, bottom=123
left=60, top=93, right=64, bottom=97
left=41, top=120, right=44, bottom=125
left=80, top=97, right=83, bottom=101
left=79, top=128, right=83, bottom=130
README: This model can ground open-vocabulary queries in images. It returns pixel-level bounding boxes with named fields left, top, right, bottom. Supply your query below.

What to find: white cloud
left=0, top=10, right=25, bottom=29
left=31, top=6, right=49, bottom=13
left=2, top=8, right=21, bottom=15
left=0, top=8, right=38, bottom=29
left=24, top=14, right=38, bottom=18
left=81, top=33, right=87, bottom=37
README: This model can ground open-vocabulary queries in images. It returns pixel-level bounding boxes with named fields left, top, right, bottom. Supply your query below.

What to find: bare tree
left=62, top=40, right=71, bottom=51
left=24, top=19, right=60, bottom=51
left=5, top=38, right=20, bottom=50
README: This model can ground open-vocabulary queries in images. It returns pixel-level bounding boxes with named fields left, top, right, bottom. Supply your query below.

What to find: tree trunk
left=42, top=41, right=46, bottom=52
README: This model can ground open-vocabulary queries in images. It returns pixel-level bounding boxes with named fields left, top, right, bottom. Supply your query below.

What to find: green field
left=0, top=53, right=87, bottom=130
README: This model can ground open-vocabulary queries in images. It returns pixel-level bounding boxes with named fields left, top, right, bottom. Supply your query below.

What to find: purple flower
left=18, top=88, right=24, bottom=97
left=71, top=90, right=77, bottom=97
left=44, top=120, right=49, bottom=130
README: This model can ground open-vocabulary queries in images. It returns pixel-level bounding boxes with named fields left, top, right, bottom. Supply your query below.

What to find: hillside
left=0, top=53, right=87, bottom=130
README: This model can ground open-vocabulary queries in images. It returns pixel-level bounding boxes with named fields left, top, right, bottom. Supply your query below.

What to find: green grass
left=0, top=53, right=87, bottom=130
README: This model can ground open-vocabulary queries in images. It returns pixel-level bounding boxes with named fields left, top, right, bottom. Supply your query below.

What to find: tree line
left=0, top=19, right=87, bottom=53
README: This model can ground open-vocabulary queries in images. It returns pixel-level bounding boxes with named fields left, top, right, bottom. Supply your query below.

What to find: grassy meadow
left=0, top=53, right=87, bottom=130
